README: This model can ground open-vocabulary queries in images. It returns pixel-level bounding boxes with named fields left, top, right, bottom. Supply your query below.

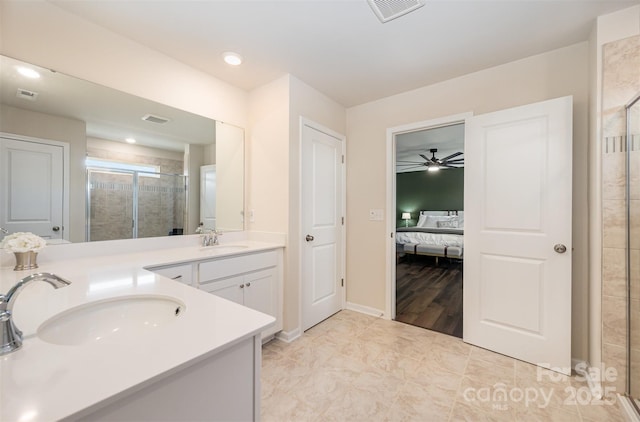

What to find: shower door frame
left=86, top=167, right=186, bottom=241
left=626, top=92, right=640, bottom=405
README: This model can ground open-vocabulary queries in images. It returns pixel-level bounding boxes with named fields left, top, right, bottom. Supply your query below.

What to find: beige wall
left=0, top=104, right=87, bottom=242
left=247, top=74, right=346, bottom=333
left=288, top=76, right=347, bottom=332
left=346, top=42, right=590, bottom=361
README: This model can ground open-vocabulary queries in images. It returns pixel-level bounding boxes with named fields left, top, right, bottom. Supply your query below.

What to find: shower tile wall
left=87, top=147, right=185, bottom=241
left=601, top=34, right=640, bottom=396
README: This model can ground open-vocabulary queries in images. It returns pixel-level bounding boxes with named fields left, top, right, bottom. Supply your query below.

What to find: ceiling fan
left=397, top=148, right=464, bottom=172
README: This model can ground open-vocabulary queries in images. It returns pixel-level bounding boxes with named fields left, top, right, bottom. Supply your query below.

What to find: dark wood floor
left=395, top=255, right=463, bottom=338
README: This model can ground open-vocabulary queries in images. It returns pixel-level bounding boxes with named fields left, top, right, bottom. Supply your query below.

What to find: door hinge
left=341, top=278, right=344, bottom=287
left=391, top=232, right=394, bottom=238
left=342, top=155, right=344, bottom=164
left=341, top=216, right=344, bottom=225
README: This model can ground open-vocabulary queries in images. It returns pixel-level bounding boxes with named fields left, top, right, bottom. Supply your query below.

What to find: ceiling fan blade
left=396, top=160, right=427, bottom=164
left=444, top=159, right=464, bottom=164
left=399, top=165, right=426, bottom=171
left=441, top=152, right=463, bottom=161
left=419, top=154, right=432, bottom=161
left=442, top=164, right=462, bottom=168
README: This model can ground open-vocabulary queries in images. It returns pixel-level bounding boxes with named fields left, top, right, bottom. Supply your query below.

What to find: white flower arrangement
left=1, top=232, right=47, bottom=253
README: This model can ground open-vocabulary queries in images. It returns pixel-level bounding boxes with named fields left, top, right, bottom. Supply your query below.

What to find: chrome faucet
left=202, top=229, right=222, bottom=246
left=1, top=273, right=71, bottom=355
left=197, top=225, right=222, bottom=247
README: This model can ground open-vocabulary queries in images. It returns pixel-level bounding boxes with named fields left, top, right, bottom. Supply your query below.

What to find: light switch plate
left=369, top=209, right=384, bottom=221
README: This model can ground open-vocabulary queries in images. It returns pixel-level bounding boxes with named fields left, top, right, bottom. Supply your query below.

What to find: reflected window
left=86, top=157, right=160, bottom=177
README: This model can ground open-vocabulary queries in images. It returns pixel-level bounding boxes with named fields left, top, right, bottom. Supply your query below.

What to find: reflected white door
left=463, top=96, right=573, bottom=374
left=0, top=137, right=64, bottom=240
left=301, top=122, right=345, bottom=331
left=200, top=165, right=216, bottom=229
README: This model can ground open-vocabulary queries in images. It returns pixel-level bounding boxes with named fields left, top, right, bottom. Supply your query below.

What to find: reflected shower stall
left=86, top=168, right=186, bottom=241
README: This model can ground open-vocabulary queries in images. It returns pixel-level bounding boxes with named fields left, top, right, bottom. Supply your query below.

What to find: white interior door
left=200, top=164, right=216, bottom=229
left=301, top=122, right=345, bottom=331
left=464, top=96, right=573, bottom=374
left=0, top=137, right=64, bottom=240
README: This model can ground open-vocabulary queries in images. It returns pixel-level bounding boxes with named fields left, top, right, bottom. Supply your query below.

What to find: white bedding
left=395, top=231, right=463, bottom=248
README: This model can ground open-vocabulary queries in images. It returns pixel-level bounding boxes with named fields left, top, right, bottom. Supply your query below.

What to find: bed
left=396, top=210, right=464, bottom=262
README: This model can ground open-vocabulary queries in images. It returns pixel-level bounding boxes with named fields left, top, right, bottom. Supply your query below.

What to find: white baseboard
left=345, top=302, right=385, bottom=318
left=619, top=394, right=640, bottom=422
left=275, top=328, right=301, bottom=343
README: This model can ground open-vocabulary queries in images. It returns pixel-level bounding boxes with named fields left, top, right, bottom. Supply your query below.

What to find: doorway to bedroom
left=394, top=122, right=464, bottom=338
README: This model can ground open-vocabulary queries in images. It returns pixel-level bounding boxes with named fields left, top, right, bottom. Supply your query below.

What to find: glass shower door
left=87, top=168, right=134, bottom=241
left=137, top=172, right=186, bottom=239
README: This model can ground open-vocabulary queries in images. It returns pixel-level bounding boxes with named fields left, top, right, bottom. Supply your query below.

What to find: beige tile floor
left=261, top=310, right=626, bottom=422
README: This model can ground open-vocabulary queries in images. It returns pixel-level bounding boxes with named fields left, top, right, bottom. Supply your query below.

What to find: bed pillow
left=416, top=214, right=428, bottom=227
left=423, top=215, right=457, bottom=228
left=437, top=219, right=459, bottom=228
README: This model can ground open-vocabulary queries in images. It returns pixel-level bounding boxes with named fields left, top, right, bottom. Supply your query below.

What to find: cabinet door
left=201, top=276, right=244, bottom=305
left=243, top=268, right=276, bottom=317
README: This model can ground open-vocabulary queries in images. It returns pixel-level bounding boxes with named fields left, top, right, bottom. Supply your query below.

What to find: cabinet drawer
left=199, top=251, right=277, bottom=283
left=148, top=263, right=194, bottom=286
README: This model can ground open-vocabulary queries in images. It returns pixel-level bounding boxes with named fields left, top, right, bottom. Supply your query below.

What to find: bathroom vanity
left=0, top=238, right=283, bottom=421
left=148, top=247, right=282, bottom=339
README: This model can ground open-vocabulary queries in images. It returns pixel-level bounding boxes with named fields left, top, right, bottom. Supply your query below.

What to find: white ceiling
left=50, top=0, right=638, bottom=108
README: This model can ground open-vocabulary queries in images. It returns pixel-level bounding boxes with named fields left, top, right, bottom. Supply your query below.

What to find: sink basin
left=200, top=245, right=249, bottom=254
left=37, top=295, right=185, bottom=346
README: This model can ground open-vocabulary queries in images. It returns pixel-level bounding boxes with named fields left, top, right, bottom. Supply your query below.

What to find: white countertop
left=0, top=240, right=281, bottom=422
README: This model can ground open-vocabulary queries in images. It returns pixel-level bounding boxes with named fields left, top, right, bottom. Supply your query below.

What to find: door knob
left=305, top=235, right=314, bottom=242
left=52, top=226, right=60, bottom=232
left=554, top=244, right=567, bottom=254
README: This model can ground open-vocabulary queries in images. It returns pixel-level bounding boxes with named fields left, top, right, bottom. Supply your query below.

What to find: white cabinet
left=79, top=334, right=261, bottom=421
left=201, top=268, right=277, bottom=321
left=146, top=249, right=283, bottom=339
left=146, top=263, right=194, bottom=287
left=199, top=251, right=282, bottom=338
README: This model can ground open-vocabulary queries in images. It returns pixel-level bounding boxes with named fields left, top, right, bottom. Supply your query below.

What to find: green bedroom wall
left=396, top=168, right=464, bottom=227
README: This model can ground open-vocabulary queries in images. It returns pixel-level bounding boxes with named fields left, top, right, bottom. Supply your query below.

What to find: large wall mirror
left=0, top=55, right=244, bottom=243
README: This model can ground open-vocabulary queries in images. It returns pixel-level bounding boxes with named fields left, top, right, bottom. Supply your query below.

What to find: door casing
left=298, top=117, right=346, bottom=333
left=385, top=113, right=472, bottom=319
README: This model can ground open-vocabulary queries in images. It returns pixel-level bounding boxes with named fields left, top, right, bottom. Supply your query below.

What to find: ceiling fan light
left=427, top=165, right=440, bottom=172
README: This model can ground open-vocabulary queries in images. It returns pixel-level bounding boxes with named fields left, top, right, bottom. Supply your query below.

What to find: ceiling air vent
left=367, top=0, right=425, bottom=23
left=142, top=114, right=170, bottom=124
left=16, top=88, right=38, bottom=101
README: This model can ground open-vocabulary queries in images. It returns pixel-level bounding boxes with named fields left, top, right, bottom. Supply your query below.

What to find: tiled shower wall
left=87, top=147, right=185, bottom=241
left=601, top=34, right=640, bottom=396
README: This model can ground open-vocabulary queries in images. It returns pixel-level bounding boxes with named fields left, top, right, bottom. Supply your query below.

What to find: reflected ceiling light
left=16, top=66, right=40, bottom=79
left=222, top=51, right=243, bottom=66
left=125, top=138, right=136, bottom=144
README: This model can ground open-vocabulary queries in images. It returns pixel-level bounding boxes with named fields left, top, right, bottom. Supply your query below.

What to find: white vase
left=13, top=251, right=38, bottom=271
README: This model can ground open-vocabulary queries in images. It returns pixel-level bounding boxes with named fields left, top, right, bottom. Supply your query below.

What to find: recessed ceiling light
left=16, top=66, right=40, bottom=79
left=125, top=138, right=136, bottom=144
left=222, top=52, right=243, bottom=66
